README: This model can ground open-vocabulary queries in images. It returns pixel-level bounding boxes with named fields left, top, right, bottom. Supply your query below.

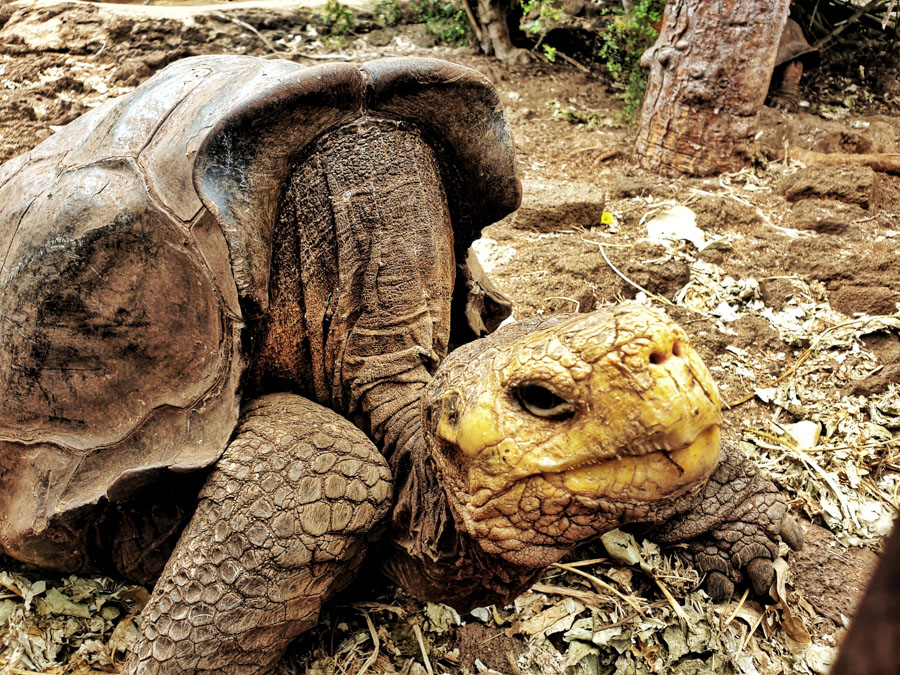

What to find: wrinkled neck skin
left=251, top=116, right=458, bottom=457
left=381, top=414, right=544, bottom=611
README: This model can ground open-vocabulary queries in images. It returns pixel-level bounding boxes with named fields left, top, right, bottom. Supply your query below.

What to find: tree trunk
left=634, top=0, right=791, bottom=176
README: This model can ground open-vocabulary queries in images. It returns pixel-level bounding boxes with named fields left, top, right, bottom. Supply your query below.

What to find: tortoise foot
left=767, top=60, right=804, bottom=113
left=123, top=393, right=392, bottom=674
left=651, top=443, right=803, bottom=601
left=767, top=91, right=801, bottom=113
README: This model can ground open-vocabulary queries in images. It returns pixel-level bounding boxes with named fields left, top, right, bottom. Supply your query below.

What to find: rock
left=829, top=284, right=900, bottom=317
left=730, top=314, right=782, bottom=353
left=691, top=193, right=762, bottom=230
left=512, top=179, right=606, bottom=231
left=759, top=277, right=802, bottom=312
left=0, top=5, right=109, bottom=54
left=619, top=245, right=691, bottom=300
left=789, top=198, right=865, bottom=234
left=842, top=364, right=900, bottom=398
left=778, top=166, right=876, bottom=208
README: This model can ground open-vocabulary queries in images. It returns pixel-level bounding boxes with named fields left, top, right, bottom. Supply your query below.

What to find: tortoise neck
left=248, top=118, right=453, bottom=417
left=383, top=426, right=541, bottom=611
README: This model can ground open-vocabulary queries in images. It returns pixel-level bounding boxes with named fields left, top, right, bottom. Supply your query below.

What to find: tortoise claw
left=649, top=442, right=803, bottom=601
left=706, top=571, right=734, bottom=602
left=780, top=513, right=804, bottom=552
left=746, top=557, right=775, bottom=596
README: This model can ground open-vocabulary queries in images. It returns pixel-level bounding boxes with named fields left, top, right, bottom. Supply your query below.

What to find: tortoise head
left=422, top=304, right=722, bottom=569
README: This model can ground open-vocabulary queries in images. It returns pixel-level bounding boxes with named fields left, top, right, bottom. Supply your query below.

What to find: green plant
left=319, top=0, right=355, bottom=44
left=414, top=0, right=468, bottom=46
left=597, top=0, right=665, bottom=122
left=520, top=0, right=561, bottom=39
left=373, top=0, right=403, bottom=27
left=520, top=0, right=563, bottom=61
left=542, top=44, right=557, bottom=63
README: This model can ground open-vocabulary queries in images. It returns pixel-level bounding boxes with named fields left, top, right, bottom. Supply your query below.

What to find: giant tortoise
left=768, top=17, right=818, bottom=112
left=0, top=55, right=801, bottom=673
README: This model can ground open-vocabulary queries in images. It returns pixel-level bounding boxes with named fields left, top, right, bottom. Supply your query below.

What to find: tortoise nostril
left=672, top=341, right=683, bottom=358
left=649, top=350, right=667, bottom=365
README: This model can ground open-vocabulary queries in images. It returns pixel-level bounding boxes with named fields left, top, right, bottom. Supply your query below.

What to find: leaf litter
left=0, top=563, right=148, bottom=674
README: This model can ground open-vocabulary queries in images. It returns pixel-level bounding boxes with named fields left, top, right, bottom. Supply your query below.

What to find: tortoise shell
left=0, top=55, right=520, bottom=572
left=775, top=18, right=818, bottom=68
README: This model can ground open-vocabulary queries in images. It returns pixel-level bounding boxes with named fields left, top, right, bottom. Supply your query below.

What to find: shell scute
left=0, top=158, right=227, bottom=449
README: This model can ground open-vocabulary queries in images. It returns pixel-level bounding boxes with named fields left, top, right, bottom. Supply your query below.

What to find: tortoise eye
left=515, top=384, right=576, bottom=420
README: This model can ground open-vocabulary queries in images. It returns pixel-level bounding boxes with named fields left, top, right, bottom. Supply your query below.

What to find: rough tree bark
left=634, top=0, right=792, bottom=176
left=474, top=0, right=531, bottom=64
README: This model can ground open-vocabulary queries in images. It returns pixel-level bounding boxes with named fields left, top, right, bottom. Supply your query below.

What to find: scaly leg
left=768, top=60, right=804, bottom=112
left=122, top=393, right=391, bottom=674
left=650, top=442, right=803, bottom=600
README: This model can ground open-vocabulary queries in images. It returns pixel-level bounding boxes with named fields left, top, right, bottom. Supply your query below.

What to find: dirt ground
left=1, top=1, right=898, bottom=673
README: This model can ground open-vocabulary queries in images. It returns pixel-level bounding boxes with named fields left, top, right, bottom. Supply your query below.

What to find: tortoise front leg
left=648, top=442, right=803, bottom=600
left=123, top=394, right=392, bottom=674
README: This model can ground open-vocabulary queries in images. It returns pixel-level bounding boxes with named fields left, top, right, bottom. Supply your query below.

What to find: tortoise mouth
left=548, top=424, right=721, bottom=502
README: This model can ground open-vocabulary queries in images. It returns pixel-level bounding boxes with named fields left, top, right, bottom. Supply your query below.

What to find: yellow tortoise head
left=423, top=304, right=722, bottom=567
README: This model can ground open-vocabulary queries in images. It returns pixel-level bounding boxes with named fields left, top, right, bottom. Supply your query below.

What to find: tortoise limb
left=648, top=442, right=803, bottom=600
left=767, top=60, right=804, bottom=112
left=123, top=394, right=391, bottom=674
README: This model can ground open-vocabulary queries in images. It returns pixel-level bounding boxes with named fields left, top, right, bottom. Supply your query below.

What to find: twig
left=722, top=587, right=750, bottom=628
left=355, top=609, right=379, bottom=675
left=337, top=644, right=361, bottom=675
left=557, top=50, right=590, bottom=73
left=592, top=600, right=669, bottom=631
left=346, top=601, right=406, bottom=617
left=460, top=0, right=483, bottom=43
left=552, top=562, right=645, bottom=616
left=531, top=582, right=612, bottom=605
left=209, top=11, right=283, bottom=54
left=736, top=604, right=768, bottom=657
left=549, top=556, right=609, bottom=567
left=580, top=238, right=631, bottom=248
left=813, top=0, right=890, bottom=49
left=809, top=0, right=821, bottom=30
left=649, top=573, right=689, bottom=622
left=479, top=631, right=505, bottom=645
left=883, top=0, right=897, bottom=29
left=412, top=623, right=434, bottom=675
left=506, top=651, right=524, bottom=675
left=593, top=241, right=674, bottom=306
left=782, top=437, right=899, bottom=454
